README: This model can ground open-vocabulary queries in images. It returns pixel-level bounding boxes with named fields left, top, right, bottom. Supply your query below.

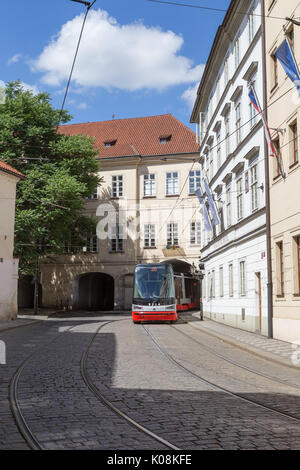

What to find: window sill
left=165, top=194, right=180, bottom=197
left=109, top=251, right=124, bottom=254
left=143, top=246, right=157, bottom=250
left=143, top=195, right=157, bottom=199
left=289, top=161, right=299, bottom=172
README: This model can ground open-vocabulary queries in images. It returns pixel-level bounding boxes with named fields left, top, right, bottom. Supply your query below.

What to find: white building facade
left=191, top=0, right=269, bottom=335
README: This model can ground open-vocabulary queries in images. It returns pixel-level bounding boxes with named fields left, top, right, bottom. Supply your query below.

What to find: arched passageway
left=78, top=273, right=114, bottom=310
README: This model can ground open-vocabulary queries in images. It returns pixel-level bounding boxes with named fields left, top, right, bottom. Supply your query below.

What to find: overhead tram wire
left=56, top=0, right=97, bottom=132
left=147, top=0, right=300, bottom=21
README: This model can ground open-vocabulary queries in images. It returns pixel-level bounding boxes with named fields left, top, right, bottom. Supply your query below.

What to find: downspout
left=135, top=155, right=142, bottom=265
left=261, top=0, right=273, bottom=338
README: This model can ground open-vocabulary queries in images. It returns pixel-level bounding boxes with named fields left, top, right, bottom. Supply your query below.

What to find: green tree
left=0, top=81, right=101, bottom=275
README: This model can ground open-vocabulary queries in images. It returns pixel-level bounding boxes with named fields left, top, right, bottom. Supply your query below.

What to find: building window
left=159, top=135, right=172, bottom=144
left=290, top=121, right=298, bottom=165
left=166, top=172, right=179, bottom=195
left=190, top=222, right=201, bottom=246
left=225, top=114, right=230, bottom=157
left=229, top=264, right=234, bottom=297
left=248, top=10, right=255, bottom=43
left=211, top=270, right=215, bottom=298
left=217, top=132, right=221, bottom=169
left=226, top=186, right=232, bottom=227
left=110, top=225, right=124, bottom=252
left=85, top=235, right=98, bottom=253
left=295, top=236, right=300, bottom=294
left=237, top=178, right=243, bottom=220
left=143, top=174, right=156, bottom=197
left=111, top=175, right=123, bottom=198
left=271, top=52, right=278, bottom=90
left=224, top=56, right=229, bottom=85
left=167, top=223, right=179, bottom=246
left=239, top=261, right=246, bottom=296
left=144, top=224, right=156, bottom=248
left=235, top=102, right=242, bottom=146
left=85, top=189, right=98, bottom=200
left=276, top=241, right=284, bottom=296
left=234, top=37, right=240, bottom=69
left=250, top=164, right=258, bottom=211
left=189, top=170, right=201, bottom=194
left=209, top=145, right=214, bottom=181
left=219, top=267, right=224, bottom=297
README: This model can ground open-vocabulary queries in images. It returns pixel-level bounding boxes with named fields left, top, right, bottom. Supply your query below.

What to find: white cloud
left=20, top=82, right=39, bottom=95
left=76, top=102, right=88, bottom=110
left=8, top=54, right=22, bottom=65
left=32, top=9, right=204, bottom=92
left=181, top=82, right=200, bottom=111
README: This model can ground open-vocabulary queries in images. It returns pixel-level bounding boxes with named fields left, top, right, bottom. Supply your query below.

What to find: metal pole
left=33, top=255, right=40, bottom=315
left=261, top=0, right=273, bottom=338
left=200, top=277, right=203, bottom=321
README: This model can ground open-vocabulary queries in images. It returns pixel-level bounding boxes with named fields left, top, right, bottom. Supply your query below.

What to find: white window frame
left=189, top=170, right=201, bottom=194
left=85, top=235, right=98, bottom=253
left=111, top=175, right=123, bottom=198
left=226, top=186, right=232, bottom=227
left=190, top=221, right=201, bottom=246
left=235, top=102, right=242, bottom=146
left=166, top=172, right=179, bottom=195
left=239, top=260, right=246, bottom=296
left=219, top=266, right=224, bottom=297
left=167, top=223, right=179, bottom=246
left=144, top=224, right=156, bottom=248
left=229, top=264, right=234, bottom=297
left=143, top=174, right=156, bottom=197
left=250, top=164, right=258, bottom=211
left=110, top=224, right=124, bottom=252
left=237, top=178, right=243, bottom=220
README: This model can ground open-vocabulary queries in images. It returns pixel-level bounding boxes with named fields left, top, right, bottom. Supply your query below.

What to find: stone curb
left=185, top=316, right=299, bottom=370
left=0, top=319, right=42, bottom=334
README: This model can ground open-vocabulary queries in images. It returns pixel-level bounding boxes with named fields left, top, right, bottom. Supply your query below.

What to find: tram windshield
left=133, top=264, right=175, bottom=303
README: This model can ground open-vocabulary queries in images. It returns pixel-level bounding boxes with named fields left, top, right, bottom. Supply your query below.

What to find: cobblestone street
left=1, top=313, right=300, bottom=450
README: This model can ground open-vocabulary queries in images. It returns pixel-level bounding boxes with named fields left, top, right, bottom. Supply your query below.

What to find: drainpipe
left=135, top=156, right=142, bottom=264
left=261, top=0, right=273, bottom=338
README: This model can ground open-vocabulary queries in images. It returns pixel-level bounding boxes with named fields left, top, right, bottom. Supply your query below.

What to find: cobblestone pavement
left=0, top=314, right=300, bottom=450
left=185, top=313, right=297, bottom=365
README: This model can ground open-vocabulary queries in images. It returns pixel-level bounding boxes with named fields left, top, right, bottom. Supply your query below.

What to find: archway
left=78, top=273, right=114, bottom=310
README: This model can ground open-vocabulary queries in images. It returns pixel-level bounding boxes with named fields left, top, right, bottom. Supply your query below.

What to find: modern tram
left=132, top=260, right=200, bottom=323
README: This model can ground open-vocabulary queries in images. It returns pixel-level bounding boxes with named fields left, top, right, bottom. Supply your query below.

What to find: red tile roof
left=0, top=160, right=25, bottom=179
left=59, top=114, right=199, bottom=158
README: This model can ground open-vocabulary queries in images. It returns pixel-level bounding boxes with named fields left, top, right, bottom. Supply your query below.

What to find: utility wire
left=56, top=1, right=97, bottom=131
left=147, top=0, right=300, bottom=21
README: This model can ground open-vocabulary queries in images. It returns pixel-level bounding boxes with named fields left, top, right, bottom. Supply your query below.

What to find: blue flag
left=204, top=177, right=221, bottom=226
left=275, top=39, right=300, bottom=97
left=196, top=188, right=213, bottom=232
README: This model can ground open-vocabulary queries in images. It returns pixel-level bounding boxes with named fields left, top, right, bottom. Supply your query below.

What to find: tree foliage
left=0, top=81, right=101, bottom=275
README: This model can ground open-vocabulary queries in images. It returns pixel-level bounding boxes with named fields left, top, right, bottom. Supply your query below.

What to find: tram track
left=171, top=322, right=300, bottom=391
left=142, top=324, right=300, bottom=425
left=8, top=323, right=79, bottom=450
left=81, top=320, right=181, bottom=451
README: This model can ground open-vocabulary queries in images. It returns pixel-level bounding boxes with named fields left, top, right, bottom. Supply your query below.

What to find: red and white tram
left=132, top=260, right=200, bottom=323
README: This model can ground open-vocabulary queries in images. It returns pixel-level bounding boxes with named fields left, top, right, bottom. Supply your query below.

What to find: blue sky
left=0, top=0, right=230, bottom=129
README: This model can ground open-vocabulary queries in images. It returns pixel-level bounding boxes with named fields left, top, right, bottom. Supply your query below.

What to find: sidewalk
left=0, top=317, right=41, bottom=333
left=183, top=312, right=299, bottom=369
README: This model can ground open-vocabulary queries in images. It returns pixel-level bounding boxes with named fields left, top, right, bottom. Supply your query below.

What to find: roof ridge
left=59, top=113, right=173, bottom=128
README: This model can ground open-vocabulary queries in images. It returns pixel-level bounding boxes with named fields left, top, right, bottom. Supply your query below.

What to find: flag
left=249, top=86, right=276, bottom=158
left=203, top=176, right=221, bottom=226
left=195, top=188, right=213, bottom=232
left=275, top=39, right=300, bottom=97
